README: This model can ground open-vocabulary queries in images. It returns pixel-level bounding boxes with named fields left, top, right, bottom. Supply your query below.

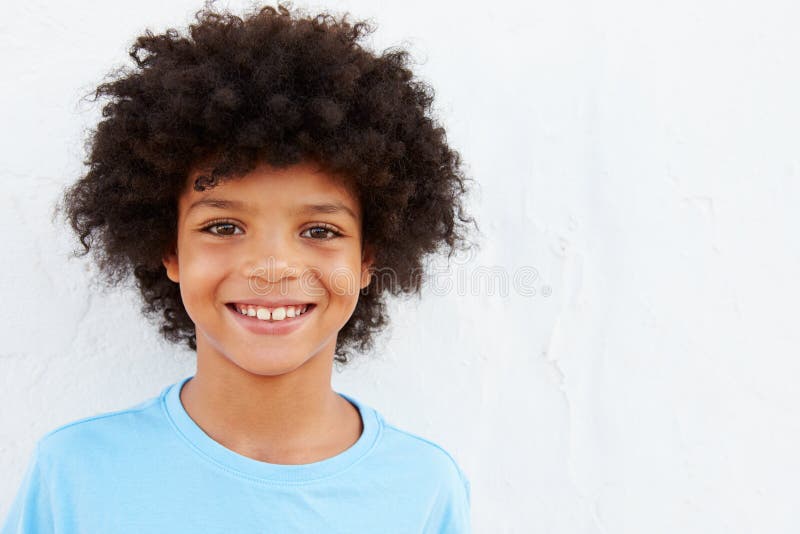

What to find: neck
left=180, top=336, right=360, bottom=464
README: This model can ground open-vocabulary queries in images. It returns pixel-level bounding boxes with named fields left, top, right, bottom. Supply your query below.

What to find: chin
left=229, top=351, right=313, bottom=377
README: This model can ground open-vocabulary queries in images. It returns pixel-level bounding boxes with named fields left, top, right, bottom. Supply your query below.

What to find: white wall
left=2, top=1, right=799, bottom=532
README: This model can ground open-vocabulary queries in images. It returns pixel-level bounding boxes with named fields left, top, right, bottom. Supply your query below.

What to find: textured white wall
left=2, top=1, right=799, bottom=532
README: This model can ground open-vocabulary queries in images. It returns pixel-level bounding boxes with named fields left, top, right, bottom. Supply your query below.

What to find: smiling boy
left=2, top=3, right=477, bottom=533
left=166, top=161, right=371, bottom=465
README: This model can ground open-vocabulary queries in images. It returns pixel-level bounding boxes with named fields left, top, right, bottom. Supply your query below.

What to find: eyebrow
left=187, top=198, right=358, bottom=221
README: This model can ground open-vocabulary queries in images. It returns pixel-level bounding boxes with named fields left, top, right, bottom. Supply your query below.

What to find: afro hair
left=55, top=1, right=479, bottom=366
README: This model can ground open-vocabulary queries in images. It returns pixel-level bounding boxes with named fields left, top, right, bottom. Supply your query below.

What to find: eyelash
left=200, top=219, right=343, bottom=240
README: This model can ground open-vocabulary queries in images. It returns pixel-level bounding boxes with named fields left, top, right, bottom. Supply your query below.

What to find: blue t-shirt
left=1, top=375, right=470, bottom=533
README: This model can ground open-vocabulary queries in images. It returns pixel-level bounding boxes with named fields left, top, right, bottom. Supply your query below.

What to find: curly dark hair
left=54, top=1, right=479, bottom=366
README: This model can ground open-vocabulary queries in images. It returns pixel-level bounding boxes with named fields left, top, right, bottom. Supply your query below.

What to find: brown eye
left=302, top=225, right=342, bottom=240
left=201, top=221, right=243, bottom=237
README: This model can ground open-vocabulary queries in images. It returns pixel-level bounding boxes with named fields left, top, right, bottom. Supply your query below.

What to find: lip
left=228, top=299, right=312, bottom=308
left=225, top=303, right=316, bottom=336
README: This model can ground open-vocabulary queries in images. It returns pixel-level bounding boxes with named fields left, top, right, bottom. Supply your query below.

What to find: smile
left=229, top=303, right=313, bottom=321
left=225, top=303, right=317, bottom=335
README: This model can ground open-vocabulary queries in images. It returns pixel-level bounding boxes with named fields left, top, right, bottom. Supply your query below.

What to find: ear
left=360, top=242, right=375, bottom=290
left=162, top=242, right=180, bottom=284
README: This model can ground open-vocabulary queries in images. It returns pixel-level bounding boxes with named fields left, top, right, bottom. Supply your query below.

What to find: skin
left=161, top=160, right=375, bottom=464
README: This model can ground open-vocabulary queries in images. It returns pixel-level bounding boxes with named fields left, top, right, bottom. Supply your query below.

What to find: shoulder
left=34, top=393, right=164, bottom=467
left=377, top=416, right=471, bottom=498
left=382, top=421, right=468, bottom=475
left=342, top=391, right=470, bottom=491
left=375, top=418, right=472, bottom=532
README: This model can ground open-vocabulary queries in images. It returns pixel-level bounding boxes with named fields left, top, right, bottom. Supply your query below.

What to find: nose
left=240, top=229, right=301, bottom=292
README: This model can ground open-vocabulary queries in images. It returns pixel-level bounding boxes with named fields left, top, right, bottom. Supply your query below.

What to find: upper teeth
left=234, top=304, right=310, bottom=321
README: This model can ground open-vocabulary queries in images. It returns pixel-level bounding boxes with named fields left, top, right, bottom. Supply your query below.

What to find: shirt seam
left=382, top=423, right=468, bottom=480
left=38, top=398, right=159, bottom=442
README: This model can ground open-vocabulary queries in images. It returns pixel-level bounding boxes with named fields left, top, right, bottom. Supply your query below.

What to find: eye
left=301, top=224, right=343, bottom=240
left=201, top=219, right=243, bottom=237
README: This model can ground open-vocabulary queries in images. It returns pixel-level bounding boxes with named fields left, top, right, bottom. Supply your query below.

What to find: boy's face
left=162, top=160, right=374, bottom=376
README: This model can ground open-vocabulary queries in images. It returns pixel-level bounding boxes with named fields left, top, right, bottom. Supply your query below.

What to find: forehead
left=180, top=160, right=360, bottom=217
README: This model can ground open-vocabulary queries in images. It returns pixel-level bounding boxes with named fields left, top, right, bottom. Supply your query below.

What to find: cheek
left=320, top=255, right=365, bottom=299
left=300, top=250, right=360, bottom=300
left=177, top=243, right=229, bottom=301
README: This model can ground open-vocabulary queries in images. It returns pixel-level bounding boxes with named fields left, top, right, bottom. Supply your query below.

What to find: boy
left=2, top=3, right=477, bottom=532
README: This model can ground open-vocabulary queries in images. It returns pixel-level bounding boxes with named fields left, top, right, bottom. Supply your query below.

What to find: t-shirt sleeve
left=1, top=441, right=54, bottom=534
left=424, top=463, right=472, bottom=534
